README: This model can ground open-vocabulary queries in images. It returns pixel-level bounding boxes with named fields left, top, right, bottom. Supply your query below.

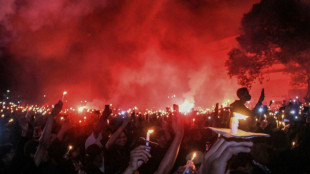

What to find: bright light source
left=78, top=106, right=85, bottom=113
left=179, top=100, right=194, bottom=113
left=191, top=152, right=196, bottom=160
left=233, top=112, right=248, bottom=120
left=258, top=108, right=263, bottom=113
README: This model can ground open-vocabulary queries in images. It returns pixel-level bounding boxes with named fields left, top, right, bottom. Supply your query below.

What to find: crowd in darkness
left=0, top=87, right=310, bottom=174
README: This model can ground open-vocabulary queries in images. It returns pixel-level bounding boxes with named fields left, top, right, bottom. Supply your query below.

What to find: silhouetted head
left=237, top=87, right=251, bottom=102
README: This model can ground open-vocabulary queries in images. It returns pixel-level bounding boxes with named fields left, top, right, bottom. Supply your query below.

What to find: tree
left=226, top=0, right=310, bottom=100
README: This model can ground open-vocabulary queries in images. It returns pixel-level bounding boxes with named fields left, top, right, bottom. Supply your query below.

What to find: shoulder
left=230, top=100, right=241, bottom=107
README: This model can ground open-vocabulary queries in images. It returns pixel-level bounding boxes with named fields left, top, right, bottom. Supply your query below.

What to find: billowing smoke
left=0, top=0, right=258, bottom=109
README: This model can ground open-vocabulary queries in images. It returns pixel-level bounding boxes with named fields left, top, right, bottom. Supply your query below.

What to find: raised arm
left=34, top=100, right=63, bottom=166
left=105, top=116, right=130, bottom=150
left=253, top=88, right=265, bottom=114
left=155, top=113, right=184, bottom=174
left=93, top=107, right=111, bottom=138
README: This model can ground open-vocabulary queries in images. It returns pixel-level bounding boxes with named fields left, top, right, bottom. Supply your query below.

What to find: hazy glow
left=0, top=0, right=263, bottom=108
left=78, top=106, right=85, bottom=113
left=179, top=100, right=194, bottom=113
left=233, top=112, right=248, bottom=120
left=191, top=152, right=197, bottom=161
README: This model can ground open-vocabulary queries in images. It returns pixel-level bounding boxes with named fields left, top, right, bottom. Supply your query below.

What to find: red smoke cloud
left=1, top=0, right=272, bottom=109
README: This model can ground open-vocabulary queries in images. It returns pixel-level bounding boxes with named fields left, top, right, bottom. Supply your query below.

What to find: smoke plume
left=0, top=0, right=259, bottom=109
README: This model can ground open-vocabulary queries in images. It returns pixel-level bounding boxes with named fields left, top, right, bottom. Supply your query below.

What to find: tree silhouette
left=226, top=0, right=310, bottom=99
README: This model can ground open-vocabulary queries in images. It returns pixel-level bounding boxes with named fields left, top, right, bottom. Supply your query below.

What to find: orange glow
left=191, top=152, right=197, bottom=161
left=233, top=112, right=248, bottom=120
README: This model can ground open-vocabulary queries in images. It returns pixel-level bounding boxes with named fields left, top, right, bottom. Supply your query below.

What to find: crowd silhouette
left=1, top=87, right=310, bottom=174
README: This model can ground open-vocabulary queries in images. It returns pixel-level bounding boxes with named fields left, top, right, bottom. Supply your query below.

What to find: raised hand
left=269, top=100, right=274, bottom=106
left=35, top=100, right=63, bottom=166
left=122, top=115, right=130, bottom=128
left=101, top=106, right=112, bottom=118
left=259, top=88, right=265, bottom=103
left=51, top=100, right=63, bottom=116
left=154, top=112, right=184, bottom=174
left=199, top=138, right=253, bottom=174
left=124, top=145, right=151, bottom=174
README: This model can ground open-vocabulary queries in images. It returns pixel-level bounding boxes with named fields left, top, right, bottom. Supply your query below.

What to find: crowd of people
left=0, top=88, right=310, bottom=174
